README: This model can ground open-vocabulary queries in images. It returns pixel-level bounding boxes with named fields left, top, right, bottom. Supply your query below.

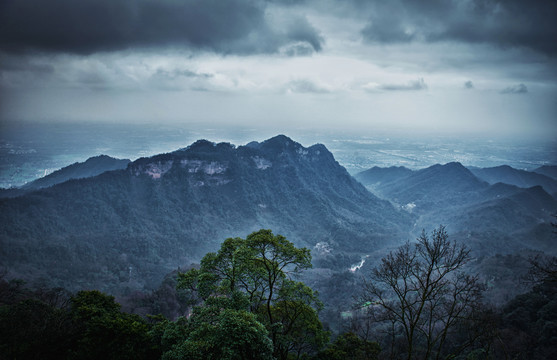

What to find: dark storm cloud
left=500, top=83, right=528, bottom=94
left=285, top=16, right=323, bottom=52
left=360, top=0, right=557, bottom=56
left=0, top=0, right=323, bottom=55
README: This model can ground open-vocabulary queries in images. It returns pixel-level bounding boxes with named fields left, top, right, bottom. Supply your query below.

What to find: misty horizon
left=1, top=120, right=555, bottom=189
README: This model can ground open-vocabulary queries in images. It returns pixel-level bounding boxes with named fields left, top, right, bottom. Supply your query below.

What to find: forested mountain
left=533, top=165, right=557, bottom=180
left=352, top=162, right=556, bottom=314
left=355, top=162, right=557, bottom=255
left=0, top=155, right=130, bottom=198
left=376, top=162, right=488, bottom=211
left=25, top=155, right=131, bottom=189
left=0, top=135, right=410, bottom=293
left=469, top=165, right=557, bottom=194
left=1, top=137, right=556, bottom=360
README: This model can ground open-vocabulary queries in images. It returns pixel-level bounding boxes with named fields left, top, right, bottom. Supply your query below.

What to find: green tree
left=272, top=281, right=329, bottom=359
left=317, top=332, right=380, bottom=360
left=177, top=229, right=326, bottom=360
left=69, top=290, right=157, bottom=360
left=0, top=298, right=74, bottom=359
left=162, top=306, right=274, bottom=360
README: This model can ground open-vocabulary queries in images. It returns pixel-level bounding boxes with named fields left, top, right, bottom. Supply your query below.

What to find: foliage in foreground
left=175, top=229, right=330, bottom=360
left=2, top=227, right=554, bottom=360
left=0, top=288, right=158, bottom=360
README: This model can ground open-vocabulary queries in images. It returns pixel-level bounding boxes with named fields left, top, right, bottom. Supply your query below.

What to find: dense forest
left=2, top=228, right=556, bottom=359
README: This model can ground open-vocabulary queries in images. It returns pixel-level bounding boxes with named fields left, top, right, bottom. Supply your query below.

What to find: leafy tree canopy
left=317, top=332, right=380, bottom=360
left=176, top=229, right=326, bottom=360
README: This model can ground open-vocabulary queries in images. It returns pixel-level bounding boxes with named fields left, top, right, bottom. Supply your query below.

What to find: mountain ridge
left=355, top=162, right=556, bottom=255
left=0, top=155, right=130, bottom=198
left=469, top=165, right=557, bottom=194
left=0, top=135, right=411, bottom=293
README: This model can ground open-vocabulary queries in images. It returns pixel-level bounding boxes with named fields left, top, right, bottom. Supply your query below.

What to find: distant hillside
left=0, top=155, right=130, bottom=198
left=469, top=165, right=557, bottom=194
left=533, top=165, right=557, bottom=181
left=377, top=162, right=488, bottom=210
left=355, top=163, right=556, bottom=255
left=24, top=155, right=131, bottom=190
left=419, top=184, right=557, bottom=255
left=0, top=135, right=411, bottom=293
left=354, top=166, right=413, bottom=188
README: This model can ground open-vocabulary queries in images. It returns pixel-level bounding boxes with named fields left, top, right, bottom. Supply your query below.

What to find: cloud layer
left=0, top=0, right=323, bottom=55
left=360, top=0, right=557, bottom=55
left=2, top=0, right=556, bottom=58
left=1, top=0, right=555, bottom=140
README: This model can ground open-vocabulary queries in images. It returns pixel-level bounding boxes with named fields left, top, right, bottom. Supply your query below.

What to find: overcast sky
left=1, top=0, right=556, bottom=140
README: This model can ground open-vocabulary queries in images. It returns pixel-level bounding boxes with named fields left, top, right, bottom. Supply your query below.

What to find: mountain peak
left=244, top=141, right=261, bottom=149
left=261, top=134, right=296, bottom=149
left=441, top=161, right=466, bottom=170
left=187, top=139, right=216, bottom=150
left=426, top=162, right=484, bottom=185
left=0, top=135, right=410, bottom=293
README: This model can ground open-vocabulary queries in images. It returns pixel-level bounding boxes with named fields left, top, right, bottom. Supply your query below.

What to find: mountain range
left=355, top=163, right=557, bottom=255
left=469, top=165, right=557, bottom=195
left=1, top=135, right=555, bottom=301
left=0, top=135, right=410, bottom=293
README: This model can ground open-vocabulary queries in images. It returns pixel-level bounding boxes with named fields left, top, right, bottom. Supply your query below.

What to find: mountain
left=0, top=155, right=130, bottom=198
left=356, top=163, right=556, bottom=255
left=469, top=165, right=557, bottom=194
left=0, top=135, right=411, bottom=293
left=533, top=165, right=557, bottom=181
left=421, top=184, right=557, bottom=253
left=376, top=162, right=488, bottom=211
left=23, top=155, right=131, bottom=190
left=354, top=166, right=413, bottom=188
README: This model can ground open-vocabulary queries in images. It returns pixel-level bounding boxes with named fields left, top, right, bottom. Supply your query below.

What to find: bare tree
left=360, top=226, right=484, bottom=360
left=527, top=214, right=557, bottom=284
left=527, top=255, right=557, bottom=283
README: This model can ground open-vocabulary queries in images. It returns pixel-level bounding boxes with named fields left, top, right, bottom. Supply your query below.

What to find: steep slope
left=469, top=165, right=557, bottom=194
left=0, top=135, right=410, bottom=292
